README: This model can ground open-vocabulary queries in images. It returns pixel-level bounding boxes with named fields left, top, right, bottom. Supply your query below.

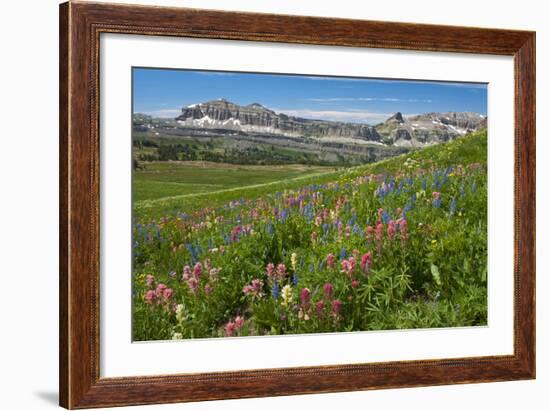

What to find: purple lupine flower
left=271, top=282, right=280, bottom=299
left=450, top=197, right=457, bottom=215
left=339, top=247, right=347, bottom=260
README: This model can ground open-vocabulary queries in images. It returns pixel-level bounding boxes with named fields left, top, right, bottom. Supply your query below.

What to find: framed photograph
left=59, top=1, right=535, bottom=408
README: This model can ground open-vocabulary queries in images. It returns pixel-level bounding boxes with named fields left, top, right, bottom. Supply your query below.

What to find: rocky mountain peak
left=247, top=102, right=265, bottom=109
left=386, top=112, right=404, bottom=123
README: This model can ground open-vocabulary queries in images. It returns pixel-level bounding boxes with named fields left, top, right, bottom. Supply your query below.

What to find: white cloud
left=303, top=97, right=433, bottom=103
left=144, top=108, right=181, bottom=117
left=304, top=97, right=376, bottom=102
left=273, top=108, right=397, bottom=124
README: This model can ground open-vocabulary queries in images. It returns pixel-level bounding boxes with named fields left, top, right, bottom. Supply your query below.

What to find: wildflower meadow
left=132, top=130, right=488, bottom=341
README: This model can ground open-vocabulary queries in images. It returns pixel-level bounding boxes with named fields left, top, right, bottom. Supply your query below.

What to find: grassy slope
left=133, top=162, right=335, bottom=202
left=134, top=130, right=486, bottom=221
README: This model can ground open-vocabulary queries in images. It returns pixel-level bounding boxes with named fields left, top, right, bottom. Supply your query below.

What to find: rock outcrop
left=176, top=99, right=381, bottom=142
left=166, top=99, right=488, bottom=147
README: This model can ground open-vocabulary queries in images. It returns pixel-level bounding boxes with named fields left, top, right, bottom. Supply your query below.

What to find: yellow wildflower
left=291, top=253, right=298, bottom=272
left=281, top=285, right=293, bottom=307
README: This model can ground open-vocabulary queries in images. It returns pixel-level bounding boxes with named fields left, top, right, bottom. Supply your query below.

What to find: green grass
left=133, top=162, right=339, bottom=218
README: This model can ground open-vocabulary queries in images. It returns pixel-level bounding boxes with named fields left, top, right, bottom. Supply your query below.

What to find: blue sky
left=133, top=68, right=487, bottom=125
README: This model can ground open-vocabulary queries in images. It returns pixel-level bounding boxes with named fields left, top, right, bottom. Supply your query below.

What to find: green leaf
left=431, top=263, right=442, bottom=286
left=481, top=265, right=487, bottom=282
left=463, top=258, right=470, bottom=273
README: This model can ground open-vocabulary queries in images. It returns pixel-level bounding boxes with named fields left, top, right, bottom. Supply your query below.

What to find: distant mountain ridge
left=176, top=98, right=381, bottom=142
left=172, top=98, right=486, bottom=147
left=377, top=111, right=487, bottom=147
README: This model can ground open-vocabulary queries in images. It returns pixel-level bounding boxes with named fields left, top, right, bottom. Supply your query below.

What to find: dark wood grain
left=59, top=1, right=536, bottom=408
left=514, top=33, right=536, bottom=375
left=59, top=2, right=69, bottom=407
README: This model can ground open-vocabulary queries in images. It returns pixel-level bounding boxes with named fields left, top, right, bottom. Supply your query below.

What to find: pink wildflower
left=234, top=315, right=245, bottom=329
left=387, top=220, right=397, bottom=240
left=145, top=274, right=155, bottom=287
left=192, top=262, right=203, bottom=279
left=323, top=283, right=334, bottom=299
left=337, top=221, right=343, bottom=237
left=162, top=288, right=173, bottom=300
left=375, top=222, right=384, bottom=240
left=361, top=252, right=372, bottom=273
left=204, top=284, right=213, bottom=295
left=251, top=278, right=263, bottom=293
left=315, top=300, right=325, bottom=317
left=187, top=277, right=198, bottom=294
left=345, top=225, right=352, bottom=238
left=399, top=219, right=408, bottom=240
left=182, top=265, right=191, bottom=281
left=144, top=290, right=156, bottom=305
left=266, top=263, right=275, bottom=280
left=341, top=257, right=356, bottom=277
left=432, top=191, right=441, bottom=199
left=331, top=299, right=343, bottom=318
left=231, top=225, right=242, bottom=242
left=243, top=279, right=263, bottom=298
left=326, top=253, right=335, bottom=269
left=300, top=287, right=311, bottom=308
left=277, top=263, right=287, bottom=280
left=224, top=321, right=236, bottom=337
left=366, top=226, right=374, bottom=240
left=351, top=279, right=360, bottom=289
left=155, top=283, right=167, bottom=297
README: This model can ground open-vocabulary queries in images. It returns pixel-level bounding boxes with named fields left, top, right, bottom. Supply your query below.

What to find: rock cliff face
left=172, top=99, right=487, bottom=147
left=176, top=99, right=381, bottom=142
left=375, top=111, right=487, bottom=147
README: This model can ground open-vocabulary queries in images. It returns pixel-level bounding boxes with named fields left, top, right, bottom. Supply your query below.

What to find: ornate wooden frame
left=59, top=1, right=536, bottom=408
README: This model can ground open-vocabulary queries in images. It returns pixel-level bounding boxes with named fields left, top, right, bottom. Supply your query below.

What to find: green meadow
left=133, top=130, right=488, bottom=340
